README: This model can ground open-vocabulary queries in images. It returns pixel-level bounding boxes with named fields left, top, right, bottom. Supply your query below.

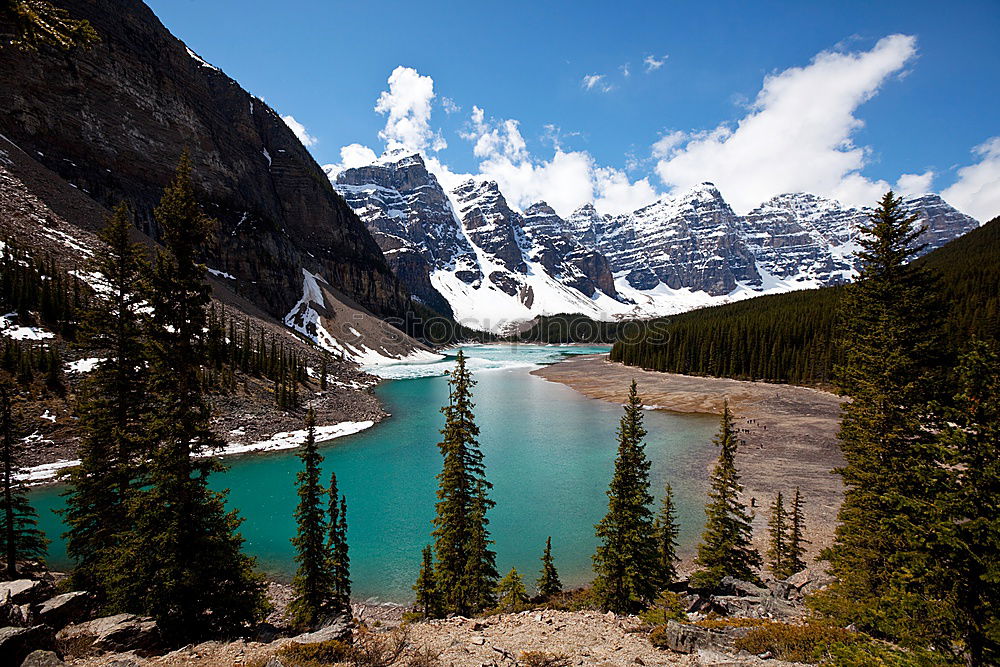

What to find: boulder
left=712, top=595, right=802, bottom=620
left=264, top=658, right=287, bottom=667
left=0, top=580, right=53, bottom=605
left=765, top=580, right=795, bottom=600
left=20, top=649, right=63, bottom=666
left=56, top=614, right=158, bottom=656
left=35, top=592, right=91, bottom=630
left=104, top=660, right=140, bottom=667
left=649, top=621, right=730, bottom=654
left=0, top=625, right=56, bottom=665
left=291, top=616, right=352, bottom=645
left=718, top=577, right=770, bottom=598
left=785, top=563, right=836, bottom=595
left=0, top=598, right=31, bottom=627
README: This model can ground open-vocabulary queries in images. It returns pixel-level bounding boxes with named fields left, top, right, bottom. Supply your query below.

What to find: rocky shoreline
left=532, top=354, right=845, bottom=559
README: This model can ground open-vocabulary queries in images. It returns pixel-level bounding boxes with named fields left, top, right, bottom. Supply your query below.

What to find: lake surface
left=29, top=345, right=719, bottom=602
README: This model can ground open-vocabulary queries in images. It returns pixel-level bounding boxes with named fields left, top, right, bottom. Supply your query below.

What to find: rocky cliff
left=0, top=0, right=409, bottom=324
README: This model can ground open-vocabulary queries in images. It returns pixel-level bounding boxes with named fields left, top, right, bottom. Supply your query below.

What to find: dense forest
left=610, top=215, right=1000, bottom=385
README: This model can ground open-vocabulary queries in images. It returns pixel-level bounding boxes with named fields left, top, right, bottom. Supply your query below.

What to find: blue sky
left=148, top=0, right=1000, bottom=220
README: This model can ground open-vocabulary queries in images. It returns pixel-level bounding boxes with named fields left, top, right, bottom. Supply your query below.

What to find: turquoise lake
left=28, top=345, right=719, bottom=603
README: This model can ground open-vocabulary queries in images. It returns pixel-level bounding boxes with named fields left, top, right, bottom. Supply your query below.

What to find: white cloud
left=941, top=137, right=1000, bottom=222
left=653, top=34, right=918, bottom=213
left=281, top=115, right=317, bottom=147
left=321, top=143, right=379, bottom=179
left=461, top=107, right=658, bottom=216
left=442, top=96, right=460, bottom=114
left=581, top=74, right=613, bottom=93
left=643, top=54, right=667, bottom=72
left=895, top=170, right=934, bottom=196
left=651, top=131, right=686, bottom=159
left=375, top=66, right=447, bottom=152
left=620, top=63, right=631, bottom=78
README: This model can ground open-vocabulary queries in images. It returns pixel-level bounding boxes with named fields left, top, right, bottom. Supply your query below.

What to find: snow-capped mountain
left=330, top=151, right=981, bottom=332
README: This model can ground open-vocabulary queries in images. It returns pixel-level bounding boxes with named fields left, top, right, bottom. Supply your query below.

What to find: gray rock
left=0, top=625, right=56, bottom=665
left=765, top=580, right=795, bottom=600
left=103, top=660, right=140, bottom=667
left=263, top=657, right=287, bottom=667
left=650, top=621, right=731, bottom=654
left=20, top=649, right=63, bottom=666
left=785, top=562, right=837, bottom=595
left=0, top=580, right=52, bottom=605
left=56, top=613, right=158, bottom=656
left=291, top=616, right=352, bottom=644
left=718, top=576, right=770, bottom=598
left=35, top=592, right=91, bottom=630
left=712, top=595, right=802, bottom=620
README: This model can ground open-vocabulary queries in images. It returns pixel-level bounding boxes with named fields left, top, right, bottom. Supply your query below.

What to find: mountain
left=0, top=0, right=432, bottom=363
left=329, top=151, right=981, bottom=331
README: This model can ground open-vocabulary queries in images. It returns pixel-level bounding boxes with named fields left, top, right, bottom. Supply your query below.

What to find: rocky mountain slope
left=331, top=151, right=980, bottom=331
left=0, top=0, right=423, bottom=356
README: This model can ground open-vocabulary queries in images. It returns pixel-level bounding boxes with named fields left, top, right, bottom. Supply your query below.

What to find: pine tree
left=653, top=483, right=680, bottom=590
left=105, top=153, right=265, bottom=642
left=327, top=473, right=351, bottom=618
left=926, top=342, right=1000, bottom=664
left=63, top=202, right=148, bottom=595
left=1, top=0, right=99, bottom=51
left=592, top=379, right=658, bottom=614
left=766, top=492, right=791, bottom=578
left=495, top=567, right=528, bottom=612
left=786, top=488, right=808, bottom=576
left=693, top=401, right=761, bottom=588
left=289, top=408, right=334, bottom=630
left=429, top=350, right=496, bottom=616
left=818, top=191, right=948, bottom=636
left=536, top=536, right=562, bottom=600
left=413, top=545, right=439, bottom=619
left=1, top=380, right=47, bottom=577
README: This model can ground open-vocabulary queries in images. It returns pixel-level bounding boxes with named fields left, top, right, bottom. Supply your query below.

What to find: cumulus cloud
left=895, top=170, right=934, bottom=196
left=941, top=137, right=1000, bottom=221
left=581, top=74, right=613, bottom=93
left=644, top=54, right=667, bottom=72
left=321, top=143, right=379, bottom=179
left=441, top=97, right=461, bottom=114
left=653, top=34, right=918, bottom=212
left=281, top=115, right=317, bottom=147
left=375, top=66, right=447, bottom=152
left=460, top=106, right=658, bottom=216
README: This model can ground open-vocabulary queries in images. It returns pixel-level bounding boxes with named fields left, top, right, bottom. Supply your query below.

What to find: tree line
left=610, top=213, right=1000, bottom=386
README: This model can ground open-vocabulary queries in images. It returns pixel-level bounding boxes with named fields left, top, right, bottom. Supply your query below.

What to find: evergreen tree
left=927, top=342, right=1000, bottom=664
left=413, top=545, right=439, bottom=619
left=818, top=191, right=948, bottom=637
left=63, top=203, right=148, bottom=595
left=536, top=536, right=562, bottom=600
left=289, top=408, right=334, bottom=630
left=653, top=483, right=680, bottom=590
left=1, top=0, right=99, bottom=51
left=429, top=350, right=496, bottom=616
left=495, top=567, right=528, bottom=612
left=327, top=472, right=351, bottom=618
left=105, top=153, right=265, bottom=642
left=786, top=487, right=808, bottom=576
left=766, top=492, right=790, bottom=578
left=693, top=401, right=761, bottom=588
left=592, top=380, right=658, bottom=613
left=1, top=381, right=47, bottom=577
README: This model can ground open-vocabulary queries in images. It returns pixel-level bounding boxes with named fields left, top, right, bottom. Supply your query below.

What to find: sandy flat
left=533, top=355, right=845, bottom=559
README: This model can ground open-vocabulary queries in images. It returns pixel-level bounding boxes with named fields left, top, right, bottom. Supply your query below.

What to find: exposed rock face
left=56, top=613, right=159, bottom=656
left=0, top=0, right=409, bottom=323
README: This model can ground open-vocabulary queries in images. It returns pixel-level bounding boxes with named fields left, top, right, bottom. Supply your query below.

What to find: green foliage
left=536, top=536, right=562, bottom=600
left=103, top=153, right=266, bottom=641
left=494, top=567, right=529, bottom=612
left=693, top=402, right=761, bottom=588
left=0, top=0, right=99, bottom=50
left=819, top=192, right=949, bottom=642
left=412, top=545, right=439, bottom=619
left=62, top=202, right=147, bottom=597
left=425, top=350, right=497, bottom=616
left=652, top=483, right=680, bottom=590
left=275, top=639, right=352, bottom=667
left=0, top=381, right=47, bottom=576
left=289, top=408, right=336, bottom=631
left=610, top=215, right=1000, bottom=386
left=327, top=472, right=351, bottom=618
left=638, top=590, right=686, bottom=625
left=592, top=379, right=659, bottom=613
left=787, top=487, right=809, bottom=576
left=767, top=492, right=791, bottom=579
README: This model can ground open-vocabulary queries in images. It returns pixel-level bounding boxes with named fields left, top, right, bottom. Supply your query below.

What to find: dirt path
left=532, top=355, right=845, bottom=559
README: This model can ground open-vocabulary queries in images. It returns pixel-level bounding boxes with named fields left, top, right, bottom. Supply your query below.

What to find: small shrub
left=825, top=641, right=955, bottom=666
left=648, top=624, right=673, bottom=650
left=638, top=591, right=686, bottom=625
left=404, top=646, right=442, bottom=667
left=541, top=587, right=599, bottom=611
left=733, top=621, right=863, bottom=662
left=519, top=651, right=572, bottom=667
left=694, top=617, right=767, bottom=630
left=276, top=639, right=353, bottom=667
left=351, top=627, right=411, bottom=667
